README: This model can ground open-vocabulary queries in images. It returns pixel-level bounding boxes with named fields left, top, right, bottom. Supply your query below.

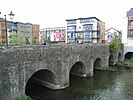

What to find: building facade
left=16, top=22, right=32, bottom=44
left=66, top=17, right=105, bottom=43
left=127, top=8, right=133, bottom=46
left=40, top=27, right=66, bottom=44
left=0, top=18, right=6, bottom=44
left=32, top=24, right=40, bottom=44
left=105, top=27, right=122, bottom=44
left=127, top=8, right=133, bottom=38
left=0, top=18, right=40, bottom=45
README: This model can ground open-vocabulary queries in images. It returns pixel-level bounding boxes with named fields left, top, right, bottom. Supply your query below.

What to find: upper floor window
left=67, top=20, right=76, bottom=25
left=131, top=22, right=133, bottom=26
left=80, top=18, right=95, bottom=23
left=131, top=31, right=133, bottom=37
left=67, top=26, right=76, bottom=32
left=1, top=24, right=5, bottom=28
left=83, top=24, right=93, bottom=31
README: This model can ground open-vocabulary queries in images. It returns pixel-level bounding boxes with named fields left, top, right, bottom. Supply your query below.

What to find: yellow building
left=0, top=18, right=7, bottom=44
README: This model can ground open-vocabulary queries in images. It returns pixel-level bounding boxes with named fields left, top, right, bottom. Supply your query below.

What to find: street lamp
left=8, top=11, right=15, bottom=40
left=3, top=11, right=14, bottom=47
left=9, top=11, right=15, bottom=20
left=4, top=15, right=8, bottom=47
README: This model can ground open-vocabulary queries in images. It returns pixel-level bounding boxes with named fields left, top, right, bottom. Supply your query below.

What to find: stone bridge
left=0, top=43, right=124, bottom=100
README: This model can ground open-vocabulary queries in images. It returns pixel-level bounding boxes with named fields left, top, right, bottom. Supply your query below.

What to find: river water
left=27, top=66, right=133, bottom=100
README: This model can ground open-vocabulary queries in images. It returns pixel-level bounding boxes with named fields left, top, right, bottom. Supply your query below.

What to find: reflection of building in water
left=66, top=17, right=105, bottom=43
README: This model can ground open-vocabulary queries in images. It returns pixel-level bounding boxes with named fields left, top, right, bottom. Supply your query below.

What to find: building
left=0, top=18, right=40, bottom=45
left=127, top=8, right=133, bottom=38
left=105, top=27, right=122, bottom=43
left=40, top=27, right=66, bottom=44
left=0, top=18, right=6, bottom=44
left=32, top=24, right=40, bottom=44
left=66, top=17, right=105, bottom=43
left=127, top=8, right=133, bottom=45
left=7, top=21, right=17, bottom=44
left=16, top=22, right=32, bottom=44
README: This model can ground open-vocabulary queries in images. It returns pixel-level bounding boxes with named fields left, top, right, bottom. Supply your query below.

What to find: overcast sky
left=0, top=0, right=133, bottom=33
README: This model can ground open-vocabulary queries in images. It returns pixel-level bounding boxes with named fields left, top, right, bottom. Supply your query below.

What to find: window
left=83, top=24, right=93, bottom=31
left=2, top=36, right=5, bottom=39
left=1, top=24, right=5, bottom=28
left=67, top=26, right=76, bottom=32
left=131, top=31, right=133, bottom=37
left=80, top=18, right=95, bottom=23
left=67, top=20, right=76, bottom=24
left=2, top=30, right=5, bottom=33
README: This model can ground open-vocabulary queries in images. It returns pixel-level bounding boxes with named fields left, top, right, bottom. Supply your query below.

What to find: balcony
left=128, top=25, right=133, bottom=29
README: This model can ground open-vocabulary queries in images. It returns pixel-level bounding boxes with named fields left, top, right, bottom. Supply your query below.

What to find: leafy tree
left=18, top=33, right=25, bottom=44
left=32, top=37, right=36, bottom=44
left=9, top=33, right=25, bottom=44
left=9, top=33, right=18, bottom=44
left=109, top=35, right=119, bottom=53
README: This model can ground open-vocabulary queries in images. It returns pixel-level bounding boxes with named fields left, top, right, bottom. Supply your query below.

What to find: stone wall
left=0, top=43, right=121, bottom=100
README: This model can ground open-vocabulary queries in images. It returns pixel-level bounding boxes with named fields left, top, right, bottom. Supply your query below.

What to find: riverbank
left=124, top=59, right=133, bottom=68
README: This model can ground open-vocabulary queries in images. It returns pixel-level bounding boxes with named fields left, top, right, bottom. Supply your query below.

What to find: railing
left=128, top=25, right=133, bottom=29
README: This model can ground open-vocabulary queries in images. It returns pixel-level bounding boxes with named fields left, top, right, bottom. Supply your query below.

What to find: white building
left=40, top=27, right=66, bottom=44
left=66, top=17, right=105, bottom=43
left=105, top=27, right=122, bottom=43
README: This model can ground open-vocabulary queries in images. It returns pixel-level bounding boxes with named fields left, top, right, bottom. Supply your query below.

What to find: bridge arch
left=70, top=61, right=85, bottom=77
left=94, top=58, right=102, bottom=69
left=109, top=55, right=114, bottom=66
left=118, top=52, right=122, bottom=61
left=125, top=52, right=133, bottom=59
left=25, top=69, right=56, bottom=95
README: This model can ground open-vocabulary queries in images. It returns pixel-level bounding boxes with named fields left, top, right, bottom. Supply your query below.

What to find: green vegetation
left=9, top=33, right=26, bottom=44
left=109, top=35, right=120, bottom=53
left=124, top=59, right=133, bottom=68
left=104, top=67, right=116, bottom=72
left=32, top=37, right=37, bottom=44
left=115, top=61, right=123, bottom=67
left=16, top=95, right=32, bottom=100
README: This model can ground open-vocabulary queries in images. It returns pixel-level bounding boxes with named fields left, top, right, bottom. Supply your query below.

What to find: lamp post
left=3, top=11, right=14, bottom=47
left=8, top=11, right=14, bottom=20
left=8, top=11, right=15, bottom=44
left=4, top=15, right=8, bottom=47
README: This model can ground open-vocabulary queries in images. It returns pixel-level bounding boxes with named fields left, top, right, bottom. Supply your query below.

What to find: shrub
left=16, top=95, right=32, bottom=100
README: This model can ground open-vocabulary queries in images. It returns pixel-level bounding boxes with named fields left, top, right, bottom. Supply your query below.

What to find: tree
left=9, top=33, right=25, bottom=44
left=9, top=33, right=18, bottom=44
left=32, top=37, right=36, bottom=44
left=17, top=33, right=25, bottom=44
left=109, top=35, right=119, bottom=53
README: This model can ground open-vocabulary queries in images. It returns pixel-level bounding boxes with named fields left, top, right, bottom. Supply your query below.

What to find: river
left=27, top=66, right=133, bottom=100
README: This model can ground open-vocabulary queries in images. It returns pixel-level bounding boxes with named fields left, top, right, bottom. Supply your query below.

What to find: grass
left=124, top=59, right=133, bottom=68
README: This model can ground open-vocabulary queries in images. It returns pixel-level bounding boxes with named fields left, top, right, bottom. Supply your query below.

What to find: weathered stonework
left=0, top=43, right=124, bottom=100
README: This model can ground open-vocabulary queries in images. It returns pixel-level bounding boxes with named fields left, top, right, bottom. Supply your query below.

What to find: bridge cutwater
left=0, top=43, right=124, bottom=100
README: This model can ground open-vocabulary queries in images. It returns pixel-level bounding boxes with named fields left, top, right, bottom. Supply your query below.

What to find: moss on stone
left=104, top=67, right=116, bottom=72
